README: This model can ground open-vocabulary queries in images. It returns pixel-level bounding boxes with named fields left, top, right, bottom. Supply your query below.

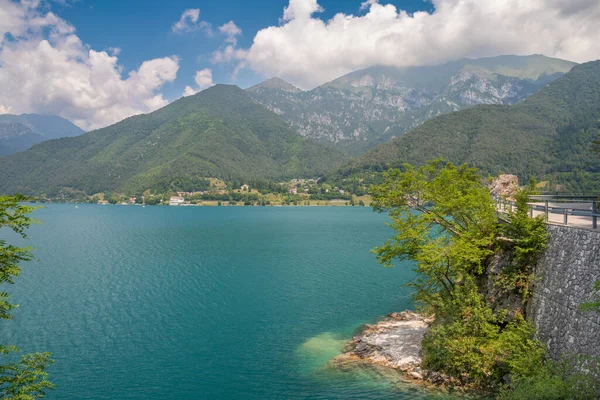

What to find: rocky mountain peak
left=247, top=77, right=303, bottom=93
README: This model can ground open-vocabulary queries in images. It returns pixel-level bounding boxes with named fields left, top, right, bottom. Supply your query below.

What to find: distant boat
left=75, top=205, right=79, bottom=208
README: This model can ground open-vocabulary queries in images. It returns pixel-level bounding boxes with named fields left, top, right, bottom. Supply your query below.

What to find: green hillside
left=0, top=85, right=348, bottom=196
left=335, top=60, right=600, bottom=191
left=247, top=55, right=576, bottom=156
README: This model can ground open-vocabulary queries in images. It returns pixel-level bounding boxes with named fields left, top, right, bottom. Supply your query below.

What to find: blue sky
left=1, top=0, right=599, bottom=129
left=51, top=0, right=431, bottom=97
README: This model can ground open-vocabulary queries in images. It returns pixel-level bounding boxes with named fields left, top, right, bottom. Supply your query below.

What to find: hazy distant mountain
left=247, top=55, right=576, bottom=156
left=335, top=60, right=600, bottom=191
left=0, top=85, right=348, bottom=196
left=0, top=114, right=84, bottom=156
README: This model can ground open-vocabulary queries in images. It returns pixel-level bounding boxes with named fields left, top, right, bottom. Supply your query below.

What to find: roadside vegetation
left=0, top=196, right=53, bottom=399
left=371, top=160, right=599, bottom=398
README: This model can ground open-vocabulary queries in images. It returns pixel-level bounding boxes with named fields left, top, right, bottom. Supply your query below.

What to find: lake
left=1, top=204, right=443, bottom=399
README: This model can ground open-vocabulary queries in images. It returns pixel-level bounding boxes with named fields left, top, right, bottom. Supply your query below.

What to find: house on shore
left=169, top=196, right=185, bottom=206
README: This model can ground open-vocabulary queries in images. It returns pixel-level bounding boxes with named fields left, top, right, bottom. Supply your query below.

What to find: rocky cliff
left=247, top=55, right=575, bottom=156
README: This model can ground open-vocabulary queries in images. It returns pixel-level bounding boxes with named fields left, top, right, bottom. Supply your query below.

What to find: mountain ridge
left=248, top=77, right=302, bottom=93
left=0, top=113, right=84, bottom=156
left=0, top=85, right=348, bottom=196
left=334, top=60, right=600, bottom=191
left=246, top=54, right=577, bottom=156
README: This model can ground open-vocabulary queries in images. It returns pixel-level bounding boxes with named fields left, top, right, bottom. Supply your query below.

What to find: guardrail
left=495, top=195, right=600, bottom=230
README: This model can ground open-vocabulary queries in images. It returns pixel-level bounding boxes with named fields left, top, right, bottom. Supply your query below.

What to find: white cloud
left=219, top=21, right=242, bottom=45
left=282, top=0, right=323, bottom=21
left=107, top=46, right=121, bottom=56
left=172, top=8, right=212, bottom=34
left=0, top=0, right=179, bottom=130
left=182, top=68, right=214, bottom=96
left=215, top=0, right=600, bottom=89
left=360, top=0, right=378, bottom=11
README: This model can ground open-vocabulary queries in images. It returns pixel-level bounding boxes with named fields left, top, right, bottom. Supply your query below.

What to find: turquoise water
left=1, top=205, right=440, bottom=399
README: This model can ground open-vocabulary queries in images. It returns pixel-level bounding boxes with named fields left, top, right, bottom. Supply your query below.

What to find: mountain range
left=0, top=114, right=84, bottom=156
left=0, top=85, right=347, bottom=196
left=335, top=60, right=600, bottom=191
left=247, top=55, right=576, bottom=156
left=1, top=54, right=597, bottom=197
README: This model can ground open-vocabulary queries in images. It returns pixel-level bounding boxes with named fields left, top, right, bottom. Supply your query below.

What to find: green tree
left=498, top=188, right=548, bottom=301
left=371, top=161, right=548, bottom=391
left=0, top=195, right=53, bottom=399
left=371, top=160, right=498, bottom=310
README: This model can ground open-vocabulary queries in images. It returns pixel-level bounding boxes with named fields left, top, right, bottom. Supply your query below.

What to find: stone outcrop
left=331, top=312, right=432, bottom=378
left=330, top=311, right=467, bottom=393
left=528, top=225, right=600, bottom=360
left=489, top=174, right=520, bottom=199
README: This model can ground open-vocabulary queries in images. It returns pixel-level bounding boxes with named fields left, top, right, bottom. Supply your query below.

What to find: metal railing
left=495, top=195, right=600, bottom=230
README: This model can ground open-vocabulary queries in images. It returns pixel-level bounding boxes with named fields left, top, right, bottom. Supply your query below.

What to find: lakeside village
left=48, top=178, right=372, bottom=207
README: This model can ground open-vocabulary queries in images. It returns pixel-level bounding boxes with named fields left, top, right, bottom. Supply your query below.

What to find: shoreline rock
left=330, top=311, right=473, bottom=395
left=330, top=311, right=432, bottom=379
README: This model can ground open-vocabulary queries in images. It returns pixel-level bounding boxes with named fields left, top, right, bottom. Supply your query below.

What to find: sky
left=1, top=0, right=600, bottom=130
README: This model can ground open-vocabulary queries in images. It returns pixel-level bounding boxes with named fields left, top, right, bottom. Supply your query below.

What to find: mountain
left=335, top=60, right=600, bottom=191
left=246, top=55, right=576, bottom=156
left=0, top=85, right=348, bottom=196
left=0, top=114, right=85, bottom=156
left=248, top=77, right=302, bottom=93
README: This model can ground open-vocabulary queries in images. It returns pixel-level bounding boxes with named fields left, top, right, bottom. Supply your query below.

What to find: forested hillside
left=0, top=85, right=348, bottom=196
left=334, top=60, right=600, bottom=191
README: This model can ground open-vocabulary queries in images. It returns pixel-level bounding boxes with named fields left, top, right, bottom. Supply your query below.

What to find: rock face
left=331, top=311, right=432, bottom=378
left=489, top=174, right=520, bottom=199
left=247, top=55, right=575, bottom=156
left=528, top=225, right=600, bottom=360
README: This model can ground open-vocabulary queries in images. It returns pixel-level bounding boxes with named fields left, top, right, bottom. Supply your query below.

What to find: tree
left=371, top=160, right=498, bottom=310
left=0, top=195, right=53, bottom=399
left=371, top=161, right=548, bottom=391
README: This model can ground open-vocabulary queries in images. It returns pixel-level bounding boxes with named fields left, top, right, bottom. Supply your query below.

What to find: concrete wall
left=528, top=225, right=600, bottom=360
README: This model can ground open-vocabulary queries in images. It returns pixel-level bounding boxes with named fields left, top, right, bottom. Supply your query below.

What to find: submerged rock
left=331, top=311, right=432, bottom=379
left=329, top=312, right=483, bottom=397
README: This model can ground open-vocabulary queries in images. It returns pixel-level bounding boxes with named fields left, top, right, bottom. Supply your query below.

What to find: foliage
left=0, top=350, right=54, bottom=400
left=0, top=85, right=348, bottom=196
left=309, top=193, right=352, bottom=201
left=0, top=195, right=53, bottom=398
left=371, top=160, right=498, bottom=309
left=337, top=61, right=600, bottom=192
left=497, top=188, right=548, bottom=301
left=499, top=356, right=600, bottom=400
left=372, top=161, right=551, bottom=392
left=422, top=277, right=545, bottom=389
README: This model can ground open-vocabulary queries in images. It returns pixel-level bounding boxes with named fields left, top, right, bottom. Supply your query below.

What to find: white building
left=169, top=196, right=185, bottom=206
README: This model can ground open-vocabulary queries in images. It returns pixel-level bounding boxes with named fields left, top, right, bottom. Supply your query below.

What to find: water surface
left=1, top=205, right=442, bottom=399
